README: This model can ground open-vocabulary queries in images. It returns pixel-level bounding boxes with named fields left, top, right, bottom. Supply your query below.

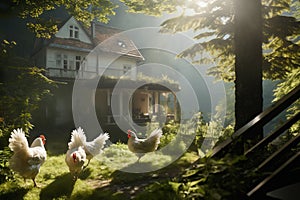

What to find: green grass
left=0, top=143, right=199, bottom=200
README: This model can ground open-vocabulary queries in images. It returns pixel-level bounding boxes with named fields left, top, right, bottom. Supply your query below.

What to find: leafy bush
left=174, top=155, right=253, bottom=199
left=0, top=148, right=13, bottom=183
left=0, top=55, right=56, bottom=184
left=135, top=181, right=181, bottom=200
left=273, top=68, right=300, bottom=134
left=160, top=113, right=234, bottom=156
left=139, top=154, right=260, bottom=200
left=161, top=120, right=179, bottom=148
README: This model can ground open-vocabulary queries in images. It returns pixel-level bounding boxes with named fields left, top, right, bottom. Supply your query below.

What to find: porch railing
left=45, top=67, right=135, bottom=79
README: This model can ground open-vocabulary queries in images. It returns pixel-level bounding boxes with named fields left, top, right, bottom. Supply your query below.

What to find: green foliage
left=192, top=113, right=234, bottom=153
left=0, top=144, right=198, bottom=200
left=0, top=148, right=13, bottom=183
left=161, top=120, right=179, bottom=148
left=0, top=64, right=56, bottom=136
left=3, top=0, right=118, bottom=38
left=123, top=0, right=299, bottom=83
left=135, top=181, right=181, bottom=200
left=134, top=154, right=260, bottom=199
left=121, top=0, right=181, bottom=16
left=273, top=67, right=300, bottom=133
left=160, top=113, right=234, bottom=157
left=0, top=40, right=16, bottom=54
left=0, top=53, right=56, bottom=183
left=168, top=155, right=258, bottom=199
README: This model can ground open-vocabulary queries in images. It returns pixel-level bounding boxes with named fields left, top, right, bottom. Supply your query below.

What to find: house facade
left=32, top=16, right=179, bottom=139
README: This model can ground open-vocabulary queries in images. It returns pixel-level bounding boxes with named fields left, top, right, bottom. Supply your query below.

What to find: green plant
left=0, top=148, right=13, bottom=183
left=132, top=153, right=261, bottom=199
left=0, top=55, right=56, bottom=184
left=161, top=120, right=179, bottom=148
left=135, top=181, right=181, bottom=200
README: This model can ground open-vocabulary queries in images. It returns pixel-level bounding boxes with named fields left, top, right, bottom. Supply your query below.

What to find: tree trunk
left=234, top=0, right=263, bottom=151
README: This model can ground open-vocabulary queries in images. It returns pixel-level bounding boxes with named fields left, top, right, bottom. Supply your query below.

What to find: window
left=69, top=25, right=79, bottom=39
left=63, top=55, right=68, bottom=70
left=123, top=65, right=131, bottom=74
left=117, top=40, right=126, bottom=48
left=56, top=54, right=82, bottom=71
left=69, top=60, right=74, bottom=69
left=56, top=54, right=62, bottom=68
left=75, top=56, right=81, bottom=70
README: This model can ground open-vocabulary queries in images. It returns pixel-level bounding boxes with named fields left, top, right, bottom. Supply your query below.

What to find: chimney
left=91, top=20, right=95, bottom=38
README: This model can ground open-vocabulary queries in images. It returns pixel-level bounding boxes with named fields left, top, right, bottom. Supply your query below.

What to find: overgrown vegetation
left=0, top=109, right=296, bottom=199
left=136, top=154, right=258, bottom=200
left=0, top=48, right=56, bottom=183
left=1, top=0, right=298, bottom=199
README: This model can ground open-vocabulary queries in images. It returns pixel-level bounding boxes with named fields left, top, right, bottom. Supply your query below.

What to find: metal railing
left=208, top=84, right=300, bottom=198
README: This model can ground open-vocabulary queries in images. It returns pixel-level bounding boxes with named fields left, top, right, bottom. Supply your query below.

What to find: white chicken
left=70, top=127, right=110, bottom=168
left=8, top=128, right=47, bottom=187
left=65, top=130, right=86, bottom=180
left=65, top=146, right=86, bottom=180
left=127, top=128, right=163, bottom=162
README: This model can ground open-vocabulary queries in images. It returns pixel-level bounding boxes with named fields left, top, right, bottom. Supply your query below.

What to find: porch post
left=173, top=92, right=178, bottom=121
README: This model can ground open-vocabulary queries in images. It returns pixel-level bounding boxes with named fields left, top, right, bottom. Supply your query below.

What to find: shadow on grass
left=40, top=168, right=92, bottom=200
left=68, top=153, right=196, bottom=200
left=0, top=187, right=29, bottom=200
left=111, top=161, right=159, bottom=183
left=79, top=167, right=92, bottom=180
left=39, top=173, right=75, bottom=200
left=87, top=161, right=172, bottom=199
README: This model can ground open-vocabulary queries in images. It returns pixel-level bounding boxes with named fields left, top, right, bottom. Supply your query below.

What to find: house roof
left=87, top=23, right=144, bottom=60
left=32, top=17, right=144, bottom=60
left=49, top=37, right=93, bottom=51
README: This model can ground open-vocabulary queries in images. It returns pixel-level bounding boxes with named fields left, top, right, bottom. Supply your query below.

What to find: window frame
left=63, top=55, right=68, bottom=71
left=69, top=25, right=79, bottom=39
left=75, top=56, right=81, bottom=70
left=123, top=65, right=132, bottom=74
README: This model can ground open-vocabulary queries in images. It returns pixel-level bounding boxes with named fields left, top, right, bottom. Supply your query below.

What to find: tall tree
left=234, top=0, right=262, bottom=136
left=121, top=0, right=299, bottom=134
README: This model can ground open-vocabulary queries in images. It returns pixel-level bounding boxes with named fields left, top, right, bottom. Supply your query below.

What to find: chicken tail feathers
left=86, top=133, right=110, bottom=156
left=93, top=133, right=110, bottom=147
left=68, top=127, right=86, bottom=150
left=149, top=128, right=163, bottom=140
left=8, top=128, right=29, bottom=153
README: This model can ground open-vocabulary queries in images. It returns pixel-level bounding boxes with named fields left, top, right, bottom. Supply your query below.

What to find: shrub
left=0, top=57, right=56, bottom=184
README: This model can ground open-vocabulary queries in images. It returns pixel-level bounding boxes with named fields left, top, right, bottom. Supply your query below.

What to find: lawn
left=0, top=143, right=199, bottom=200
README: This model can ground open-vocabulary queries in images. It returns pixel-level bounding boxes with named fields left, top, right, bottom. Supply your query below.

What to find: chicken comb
left=39, top=135, right=46, bottom=144
left=127, top=130, right=132, bottom=138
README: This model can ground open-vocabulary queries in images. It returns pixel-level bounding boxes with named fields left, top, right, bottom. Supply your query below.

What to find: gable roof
left=90, top=23, right=144, bottom=59
left=32, top=17, right=144, bottom=60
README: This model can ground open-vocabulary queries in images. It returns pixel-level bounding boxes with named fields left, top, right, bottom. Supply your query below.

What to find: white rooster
left=127, top=128, right=163, bottom=162
left=70, top=127, right=110, bottom=168
left=8, top=128, right=47, bottom=187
